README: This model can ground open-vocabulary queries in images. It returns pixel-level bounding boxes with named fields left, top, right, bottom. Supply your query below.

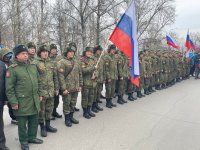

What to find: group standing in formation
left=0, top=42, right=198, bottom=150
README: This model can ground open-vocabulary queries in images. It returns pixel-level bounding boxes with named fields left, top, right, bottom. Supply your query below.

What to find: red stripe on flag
left=131, top=76, right=140, bottom=87
left=109, top=27, right=133, bottom=65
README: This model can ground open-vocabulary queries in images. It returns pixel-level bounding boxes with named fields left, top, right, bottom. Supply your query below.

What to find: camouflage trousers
left=39, top=97, right=54, bottom=123
left=81, top=87, right=94, bottom=108
left=105, top=79, right=116, bottom=98
left=126, top=78, right=136, bottom=94
left=136, top=77, right=144, bottom=91
left=94, top=83, right=103, bottom=102
left=62, top=92, right=78, bottom=115
left=116, top=79, right=126, bottom=96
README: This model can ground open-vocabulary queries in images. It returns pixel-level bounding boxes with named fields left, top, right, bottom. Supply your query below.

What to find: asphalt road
left=3, top=77, right=200, bottom=150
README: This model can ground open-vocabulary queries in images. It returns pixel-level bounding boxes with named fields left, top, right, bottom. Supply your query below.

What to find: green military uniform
left=6, top=45, right=43, bottom=148
left=57, top=47, right=83, bottom=126
left=27, top=42, right=37, bottom=63
left=33, top=45, right=58, bottom=136
left=92, top=45, right=104, bottom=112
left=81, top=47, right=98, bottom=118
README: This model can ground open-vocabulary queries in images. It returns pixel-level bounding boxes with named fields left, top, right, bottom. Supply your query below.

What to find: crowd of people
left=0, top=42, right=199, bottom=150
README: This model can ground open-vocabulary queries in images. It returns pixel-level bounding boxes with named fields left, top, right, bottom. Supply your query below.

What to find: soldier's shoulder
left=9, top=63, right=18, bottom=68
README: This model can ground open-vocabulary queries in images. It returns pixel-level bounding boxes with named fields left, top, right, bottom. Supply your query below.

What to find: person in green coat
left=27, top=42, right=37, bottom=63
left=33, top=45, right=58, bottom=137
left=6, top=45, right=43, bottom=150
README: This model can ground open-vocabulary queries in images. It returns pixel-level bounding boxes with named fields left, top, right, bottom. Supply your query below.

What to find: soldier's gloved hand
left=55, top=90, right=59, bottom=96
left=12, top=104, right=18, bottom=110
left=39, top=97, right=43, bottom=102
left=63, top=89, right=69, bottom=96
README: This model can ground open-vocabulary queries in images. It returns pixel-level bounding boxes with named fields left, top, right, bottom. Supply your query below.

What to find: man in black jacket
left=0, top=60, right=10, bottom=150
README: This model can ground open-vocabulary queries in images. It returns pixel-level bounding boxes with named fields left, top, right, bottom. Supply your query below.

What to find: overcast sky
left=169, top=0, right=200, bottom=37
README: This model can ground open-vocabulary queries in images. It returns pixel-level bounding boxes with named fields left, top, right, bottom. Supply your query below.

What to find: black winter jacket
left=0, top=60, right=6, bottom=107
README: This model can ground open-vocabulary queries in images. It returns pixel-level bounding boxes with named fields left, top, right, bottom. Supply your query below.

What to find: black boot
left=87, top=106, right=96, bottom=117
left=106, top=98, right=112, bottom=108
left=128, top=93, right=137, bottom=101
left=95, top=102, right=103, bottom=111
left=137, top=91, right=142, bottom=98
left=65, top=114, right=72, bottom=127
left=21, top=144, right=29, bottom=150
left=151, top=87, right=156, bottom=92
left=97, top=100, right=103, bottom=103
left=110, top=98, right=117, bottom=107
left=52, top=108, right=62, bottom=118
left=83, top=108, right=91, bottom=119
left=117, top=96, right=124, bottom=104
left=91, top=102, right=99, bottom=113
left=45, top=120, right=57, bottom=132
left=144, top=89, right=150, bottom=95
left=69, top=112, right=79, bottom=124
left=39, top=122, right=47, bottom=137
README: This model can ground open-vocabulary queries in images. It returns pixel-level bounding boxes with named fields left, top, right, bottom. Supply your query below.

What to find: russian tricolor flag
left=109, top=0, right=140, bottom=87
left=190, top=39, right=197, bottom=52
left=166, top=35, right=179, bottom=49
left=185, top=32, right=192, bottom=52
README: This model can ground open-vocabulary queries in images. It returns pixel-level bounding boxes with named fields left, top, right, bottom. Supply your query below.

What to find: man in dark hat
left=27, top=42, right=36, bottom=62
left=6, top=45, right=43, bottom=150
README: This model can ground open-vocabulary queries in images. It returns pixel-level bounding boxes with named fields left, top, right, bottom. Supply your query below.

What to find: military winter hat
left=50, top=44, right=57, bottom=50
left=85, top=47, right=93, bottom=52
left=93, top=45, right=103, bottom=53
left=13, top=45, right=28, bottom=57
left=63, top=47, right=76, bottom=56
left=69, top=42, right=77, bottom=50
left=27, top=42, right=36, bottom=49
left=108, top=44, right=116, bottom=50
left=39, top=45, right=49, bottom=52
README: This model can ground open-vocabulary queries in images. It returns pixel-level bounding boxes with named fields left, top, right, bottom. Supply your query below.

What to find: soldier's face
left=16, top=51, right=28, bottom=62
left=67, top=51, right=75, bottom=58
left=110, top=49, right=116, bottom=54
left=85, top=51, right=92, bottom=57
left=28, top=48, right=36, bottom=55
left=96, top=50, right=101, bottom=55
left=50, top=49, right=57, bottom=55
left=40, top=51, right=49, bottom=59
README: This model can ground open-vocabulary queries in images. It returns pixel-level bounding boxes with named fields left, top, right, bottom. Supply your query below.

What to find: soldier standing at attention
left=27, top=42, right=36, bottom=62
left=57, top=47, right=82, bottom=127
left=81, top=47, right=98, bottom=119
left=49, top=44, right=62, bottom=119
left=6, top=45, right=43, bottom=150
left=33, top=45, right=58, bottom=137
left=92, top=45, right=104, bottom=112
left=104, top=45, right=118, bottom=108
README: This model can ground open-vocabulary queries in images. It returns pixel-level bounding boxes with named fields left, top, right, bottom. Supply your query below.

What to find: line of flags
left=109, top=0, right=198, bottom=87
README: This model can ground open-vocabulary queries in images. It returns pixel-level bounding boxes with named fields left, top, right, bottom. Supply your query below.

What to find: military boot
left=87, top=106, right=96, bottom=117
left=106, top=98, right=112, bottom=108
left=110, top=98, right=117, bottom=107
left=91, top=102, right=99, bottom=113
left=117, top=95, right=124, bottom=104
left=137, top=91, right=142, bottom=98
left=144, top=89, right=150, bottom=95
left=21, top=144, right=29, bottom=150
left=83, top=108, right=91, bottom=119
left=39, top=122, right=47, bottom=137
left=128, top=93, right=137, bottom=101
left=95, top=102, right=103, bottom=111
left=65, top=114, right=72, bottom=127
left=69, top=112, right=79, bottom=124
left=52, top=108, right=62, bottom=118
left=45, top=120, right=57, bottom=132
left=121, top=95, right=128, bottom=103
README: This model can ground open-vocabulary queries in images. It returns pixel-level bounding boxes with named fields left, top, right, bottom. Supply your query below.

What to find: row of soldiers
left=0, top=42, right=191, bottom=150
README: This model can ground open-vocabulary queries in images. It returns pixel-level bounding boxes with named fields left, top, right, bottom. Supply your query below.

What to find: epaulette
left=10, top=64, right=18, bottom=68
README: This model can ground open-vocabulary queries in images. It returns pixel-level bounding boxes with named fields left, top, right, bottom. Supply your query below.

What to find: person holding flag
left=109, top=0, right=140, bottom=87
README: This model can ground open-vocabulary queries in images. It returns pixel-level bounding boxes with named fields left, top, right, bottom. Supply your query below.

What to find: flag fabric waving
left=185, top=32, right=192, bottom=52
left=109, top=0, right=140, bottom=87
left=166, top=35, right=179, bottom=49
left=190, top=39, right=197, bottom=52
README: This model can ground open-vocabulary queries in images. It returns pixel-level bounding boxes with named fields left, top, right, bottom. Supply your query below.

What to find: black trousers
left=7, top=103, right=16, bottom=120
left=0, top=107, right=6, bottom=148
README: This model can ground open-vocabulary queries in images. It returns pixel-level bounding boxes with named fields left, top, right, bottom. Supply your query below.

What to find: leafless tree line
left=0, top=0, right=176, bottom=53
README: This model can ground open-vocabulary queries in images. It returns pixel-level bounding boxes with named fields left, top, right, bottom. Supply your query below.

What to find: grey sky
left=170, top=0, right=200, bottom=37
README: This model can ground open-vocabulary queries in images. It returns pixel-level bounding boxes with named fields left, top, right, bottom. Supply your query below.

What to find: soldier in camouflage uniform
left=136, top=51, right=146, bottom=98
left=49, top=44, right=63, bottom=119
left=104, top=45, right=118, bottom=108
left=57, top=47, right=82, bottom=127
left=92, top=45, right=104, bottom=112
left=33, top=45, right=58, bottom=137
left=81, top=47, right=98, bottom=118
left=27, top=42, right=36, bottom=62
